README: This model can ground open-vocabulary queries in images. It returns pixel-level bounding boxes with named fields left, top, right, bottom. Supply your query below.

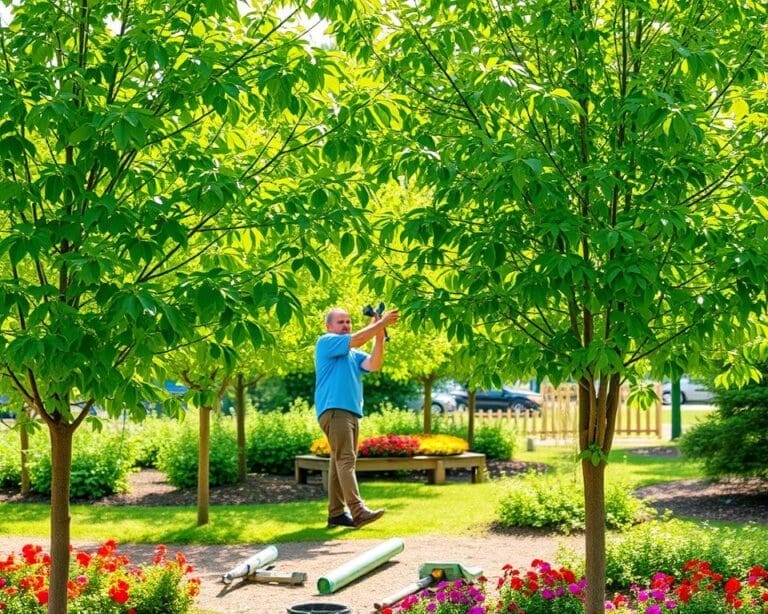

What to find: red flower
left=108, top=579, right=130, bottom=604
left=611, top=593, right=629, bottom=607
left=21, top=545, right=43, bottom=565
left=76, top=552, right=91, bottom=568
left=725, top=577, right=742, bottom=594
left=35, top=589, right=49, bottom=605
left=97, top=540, right=118, bottom=557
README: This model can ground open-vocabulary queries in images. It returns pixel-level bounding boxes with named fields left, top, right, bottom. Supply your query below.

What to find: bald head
left=325, top=308, right=352, bottom=334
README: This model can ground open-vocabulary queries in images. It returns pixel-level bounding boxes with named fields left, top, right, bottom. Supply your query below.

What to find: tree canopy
left=316, top=1, right=767, bottom=610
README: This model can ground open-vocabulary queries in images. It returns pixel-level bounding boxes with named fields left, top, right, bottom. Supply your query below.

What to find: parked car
left=451, top=386, right=541, bottom=416
left=406, top=390, right=459, bottom=414
left=661, top=377, right=714, bottom=404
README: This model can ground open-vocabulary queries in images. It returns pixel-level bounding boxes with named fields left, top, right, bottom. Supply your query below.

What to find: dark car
left=451, top=386, right=541, bottom=416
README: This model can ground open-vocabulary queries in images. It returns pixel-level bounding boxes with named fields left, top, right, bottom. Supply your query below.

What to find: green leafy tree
left=316, top=1, right=768, bottom=611
left=168, top=341, right=238, bottom=526
left=0, top=1, right=375, bottom=610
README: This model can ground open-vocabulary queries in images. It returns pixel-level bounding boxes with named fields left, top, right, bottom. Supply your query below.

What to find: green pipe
left=317, top=538, right=405, bottom=595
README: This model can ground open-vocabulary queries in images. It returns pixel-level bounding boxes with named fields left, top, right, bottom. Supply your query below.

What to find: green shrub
left=680, top=409, right=768, bottom=478
left=603, top=520, right=768, bottom=590
left=360, top=406, right=423, bottom=436
left=680, top=366, right=768, bottom=478
left=155, top=417, right=238, bottom=489
left=0, top=430, right=21, bottom=488
left=130, top=416, right=182, bottom=469
left=470, top=421, right=517, bottom=460
left=496, top=473, right=649, bottom=533
left=246, top=400, right=319, bottom=475
left=127, top=548, right=199, bottom=613
left=27, top=428, right=135, bottom=499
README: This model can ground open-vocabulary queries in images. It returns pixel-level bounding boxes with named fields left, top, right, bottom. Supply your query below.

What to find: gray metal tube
left=317, top=538, right=405, bottom=595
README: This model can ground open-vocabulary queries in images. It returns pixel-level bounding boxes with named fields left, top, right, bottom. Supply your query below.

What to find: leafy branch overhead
left=329, top=0, right=768, bottom=390
left=0, top=0, right=380, bottom=418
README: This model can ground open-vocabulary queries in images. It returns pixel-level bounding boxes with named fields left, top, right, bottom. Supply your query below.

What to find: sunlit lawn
left=0, top=480, right=503, bottom=545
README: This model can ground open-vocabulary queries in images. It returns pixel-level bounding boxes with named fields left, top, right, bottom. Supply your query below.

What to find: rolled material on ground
left=317, top=538, right=405, bottom=595
left=222, top=545, right=279, bottom=584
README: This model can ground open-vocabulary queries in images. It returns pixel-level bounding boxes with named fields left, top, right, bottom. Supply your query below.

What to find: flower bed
left=381, top=559, right=768, bottom=613
left=310, top=434, right=469, bottom=457
left=0, top=541, right=200, bottom=613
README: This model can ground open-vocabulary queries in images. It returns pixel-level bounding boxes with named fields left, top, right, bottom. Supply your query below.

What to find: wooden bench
left=294, top=452, right=487, bottom=491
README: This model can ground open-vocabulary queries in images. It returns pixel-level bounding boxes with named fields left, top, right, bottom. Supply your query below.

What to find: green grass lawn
left=0, top=480, right=503, bottom=544
left=517, top=439, right=706, bottom=487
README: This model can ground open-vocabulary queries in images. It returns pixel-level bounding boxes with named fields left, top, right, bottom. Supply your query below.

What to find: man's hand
left=380, top=310, right=400, bottom=326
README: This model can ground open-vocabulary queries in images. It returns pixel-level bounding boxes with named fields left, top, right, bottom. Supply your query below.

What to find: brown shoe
left=353, top=508, right=385, bottom=528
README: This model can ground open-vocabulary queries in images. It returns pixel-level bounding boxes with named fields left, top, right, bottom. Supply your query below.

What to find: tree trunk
left=467, top=390, right=476, bottom=447
left=48, top=421, right=74, bottom=614
left=582, top=457, right=606, bottom=614
left=236, top=373, right=246, bottom=482
left=197, top=406, right=211, bottom=526
left=422, top=378, right=433, bottom=434
left=19, top=410, right=31, bottom=496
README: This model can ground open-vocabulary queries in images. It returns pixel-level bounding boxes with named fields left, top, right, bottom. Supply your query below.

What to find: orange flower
left=187, top=577, right=201, bottom=597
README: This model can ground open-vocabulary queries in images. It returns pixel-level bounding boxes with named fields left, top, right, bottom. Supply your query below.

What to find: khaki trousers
left=319, top=409, right=364, bottom=517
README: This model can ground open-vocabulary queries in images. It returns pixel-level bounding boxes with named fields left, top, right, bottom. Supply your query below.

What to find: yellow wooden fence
left=447, top=383, right=662, bottom=440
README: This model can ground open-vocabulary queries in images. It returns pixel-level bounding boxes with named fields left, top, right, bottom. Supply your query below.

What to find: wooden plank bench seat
left=294, top=452, right=486, bottom=491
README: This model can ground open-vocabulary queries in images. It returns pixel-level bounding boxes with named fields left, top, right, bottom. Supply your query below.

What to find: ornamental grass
left=310, top=434, right=469, bottom=457
left=0, top=541, right=200, bottom=613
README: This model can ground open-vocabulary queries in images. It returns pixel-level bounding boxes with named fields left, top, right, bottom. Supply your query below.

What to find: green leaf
left=275, top=298, right=293, bottom=326
left=68, top=124, right=95, bottom=145
left=339, top=233, right=355, bottom=257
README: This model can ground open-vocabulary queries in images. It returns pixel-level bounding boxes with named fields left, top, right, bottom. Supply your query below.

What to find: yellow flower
left=413, top=434, right=469, bottom=456
left=310, top=437, right=331, bottom=456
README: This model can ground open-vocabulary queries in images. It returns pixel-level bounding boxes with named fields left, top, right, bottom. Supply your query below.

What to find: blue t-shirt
left=314, top=333, right=369, bottom=418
